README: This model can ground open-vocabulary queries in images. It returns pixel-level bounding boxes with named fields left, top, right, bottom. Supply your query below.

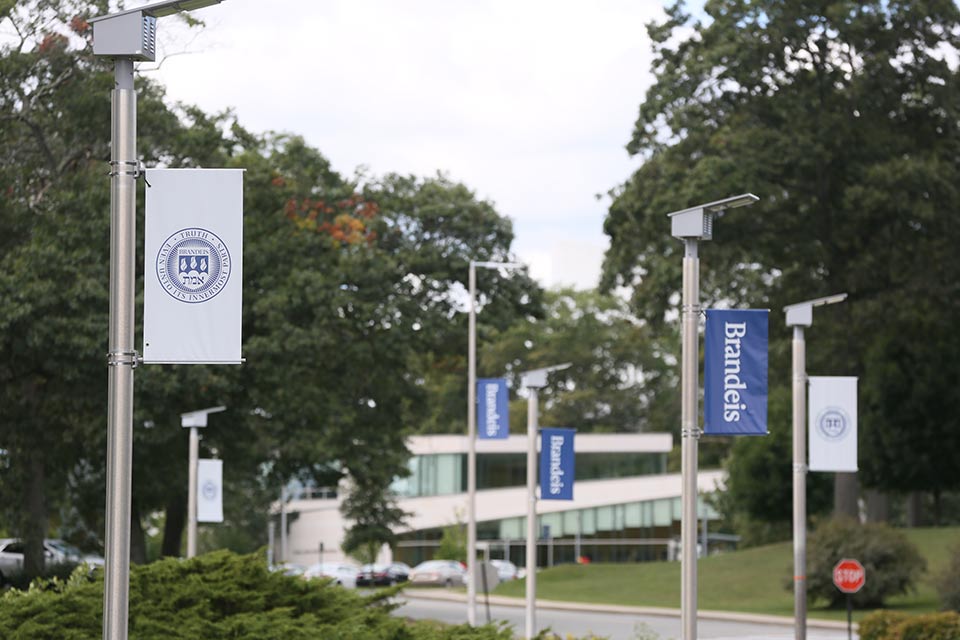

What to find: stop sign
left=833, top=558, right=866, bottom=593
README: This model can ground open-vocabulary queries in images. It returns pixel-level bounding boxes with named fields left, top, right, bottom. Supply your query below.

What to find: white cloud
left=145, top=0, right=662, bottom=288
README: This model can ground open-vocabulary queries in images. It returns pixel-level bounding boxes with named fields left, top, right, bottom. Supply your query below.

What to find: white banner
left=197, top=459, right=224, bottom=523
left=143, top=169, right=243, bottom=364
left=809, top=376, right=858, bottom=472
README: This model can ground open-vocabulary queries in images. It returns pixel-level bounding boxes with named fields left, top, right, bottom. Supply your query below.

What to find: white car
left=490, top=559, right=518, bottom=581
left=0, top=538, right=104, bottom=580
left=408, top=559, right=467, bottom=587
left=303, top=562, right=359, bottom=588
left=269, top=563, right=306, bottom=577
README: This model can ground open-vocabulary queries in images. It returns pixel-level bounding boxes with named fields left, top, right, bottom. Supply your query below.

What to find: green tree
left=1, top=0, right=542, bottom=572
left=602, top=0, right=960, bottom=528
left=0, top=0, right=121, bottom=573
left=435, top=520, right=467, bottom=564
left=479, top=288, right=676, bottom=435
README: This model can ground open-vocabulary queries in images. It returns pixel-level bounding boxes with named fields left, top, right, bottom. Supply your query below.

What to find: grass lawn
left=493, top=526, right=959, bottom=622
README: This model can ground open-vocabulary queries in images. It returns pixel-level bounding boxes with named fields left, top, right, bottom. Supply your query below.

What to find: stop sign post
left=833, top=558, right=865, bottom=640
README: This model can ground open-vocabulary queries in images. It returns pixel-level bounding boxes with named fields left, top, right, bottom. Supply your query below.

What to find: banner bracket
left=106, top=350, right=139, bottom=369
left=681, top=428, right=702, bottom=439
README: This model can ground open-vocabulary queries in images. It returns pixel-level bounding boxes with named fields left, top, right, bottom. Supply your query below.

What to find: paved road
left=394, top=594, right=857, bottom=640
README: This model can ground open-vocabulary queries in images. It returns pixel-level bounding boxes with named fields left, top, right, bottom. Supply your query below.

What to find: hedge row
left=0, top=551, right=578, bottom=639
left=859, top=610, right=960, bottom=640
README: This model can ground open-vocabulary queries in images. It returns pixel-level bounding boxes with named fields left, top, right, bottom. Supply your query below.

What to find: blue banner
left=477, top=378, right=509, bottom=439
left=539, top=427, right=575, bottom=500
left=704, top=309, right=769, bottom=435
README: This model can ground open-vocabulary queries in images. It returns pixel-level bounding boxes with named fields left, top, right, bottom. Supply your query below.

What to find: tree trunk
left=161, top=492, right=186, bottom=557
left=906, top=491, right=923, bottom=527
left=833, top=472, right=859, bottom=520
left=865, top=489, right=889, bottom=523
left=932, top=489, right=942, bottom=527
left=130, top=502, right=147, bottom=564
left=22, top=452, right=47, bottom=576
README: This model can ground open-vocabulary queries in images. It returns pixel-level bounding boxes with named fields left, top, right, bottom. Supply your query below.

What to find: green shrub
left=897, top=612, right=960, bottom=640
left=933, top=542, right=960, bottom=612
left=0, top=550, right=525, bottom=639
left=859, top=610, right=910, bottom=640
left=803, top=518, right=926, bottom=608
left=0, top=561, right=84, bottom=591
left=859, top=611, right=960, bottom=640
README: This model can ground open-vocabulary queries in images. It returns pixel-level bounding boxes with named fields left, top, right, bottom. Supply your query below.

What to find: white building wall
left=280, top=470, right=725, bottom=566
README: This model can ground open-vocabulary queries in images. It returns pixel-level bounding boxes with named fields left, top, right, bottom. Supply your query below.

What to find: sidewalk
left=401, top=587, right=855, bottom=631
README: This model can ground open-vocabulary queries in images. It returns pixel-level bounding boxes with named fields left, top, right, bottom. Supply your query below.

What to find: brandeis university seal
left=815, top=407, right=851, bottom=441
left=156, top=228, right=232, bottom=303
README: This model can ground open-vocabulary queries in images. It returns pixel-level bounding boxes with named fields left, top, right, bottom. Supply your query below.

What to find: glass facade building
left=395, top=494, right=720, bottom=567
left=392, top=451, right=668, bottom=498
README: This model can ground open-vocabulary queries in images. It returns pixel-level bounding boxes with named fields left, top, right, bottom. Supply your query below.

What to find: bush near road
left=804, top=519, right=926, bottom=608
left=0, top=551, right=526, bottom=640
left=859, top=610, right=960, bottom=640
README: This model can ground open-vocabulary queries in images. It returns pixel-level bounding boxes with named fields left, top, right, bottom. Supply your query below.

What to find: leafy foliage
left=435, top=521, right=467, bottom=564
left=0, top=551, right=526, bottom=639
left=860, top=610, right=960, bottom=640
left=0, top=0, right=543, bottom=572
left=859, top=611, right=912, bottom=640
left=933, top=542, right=960, bottom=612
left=603, top=0, right=960, bottom=529
left=801, top=518, right=925, bottom=607
left=478, top=288, right=675, bottom=435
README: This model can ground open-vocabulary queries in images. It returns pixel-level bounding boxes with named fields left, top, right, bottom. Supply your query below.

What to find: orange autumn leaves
left=280, top=182, right=379, bottom=246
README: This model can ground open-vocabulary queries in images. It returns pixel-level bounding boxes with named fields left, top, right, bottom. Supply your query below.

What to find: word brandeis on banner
left=703, top=309, right=769, bottom=435
left=143, top=169, right=244, bottom=364
left=477, top=378, right=509, bottom=439
left=197, top=459, right=224, bottom=523
left=809, top=376, right=858, bottom=472
left=539, top=427, right=575, bottom=500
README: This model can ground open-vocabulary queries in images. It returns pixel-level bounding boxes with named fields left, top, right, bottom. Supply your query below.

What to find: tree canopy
left=603, top=0, right=960, bottom=528
left=0, top=0, right=542, bottom=570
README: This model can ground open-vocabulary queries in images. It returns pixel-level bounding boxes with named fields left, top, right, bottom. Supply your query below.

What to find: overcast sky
left=145, top=1, right=667, bottom=289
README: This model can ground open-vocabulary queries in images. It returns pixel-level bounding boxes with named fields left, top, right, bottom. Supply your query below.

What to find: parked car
left=490, top=559, right=518, bottom=581
left=303, top=562, right=359, bottom=588
left=0, top=538, right=104, bottom=581
left=408, top=559, right=466, bottom=587
left=355, top=562, right=411, bottom=587
left=269, top=563, right=306, bottom=577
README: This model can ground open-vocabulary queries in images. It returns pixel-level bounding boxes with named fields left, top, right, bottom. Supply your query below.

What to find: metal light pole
left=280, top=486, right=288, bottom=564
left=181, top=406, right=226, bottom=558
left=519, top=363, right=570, bottom=640
left=784, top=294, right=846, bottom=640
left=667, top=194, right=758, bottom=640
left=467, top=260, right=521, bottom=625
left=90, top=3, right=223, bottom=637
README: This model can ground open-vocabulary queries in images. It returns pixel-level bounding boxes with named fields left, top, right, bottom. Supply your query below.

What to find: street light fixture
left=784, top=293, right=847, bottom=640
left=668, top=193, right=758, bottom=640
left=467, top=259, right=522, bottom=625
left=90, top=2, right=224, bottom=638
left=519, top=362, right=571, bottom=640
left=181, top=406, right=226, bottom=559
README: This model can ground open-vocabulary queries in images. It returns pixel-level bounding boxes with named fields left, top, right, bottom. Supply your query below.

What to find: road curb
left=400, top=587, right=856, bottom=631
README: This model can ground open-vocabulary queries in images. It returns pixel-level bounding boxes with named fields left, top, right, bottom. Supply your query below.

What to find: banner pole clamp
left=107, top=350, right=140, bottom=369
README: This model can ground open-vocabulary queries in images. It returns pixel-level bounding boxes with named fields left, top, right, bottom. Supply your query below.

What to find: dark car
left=355, top=562, right=411, bottom=587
